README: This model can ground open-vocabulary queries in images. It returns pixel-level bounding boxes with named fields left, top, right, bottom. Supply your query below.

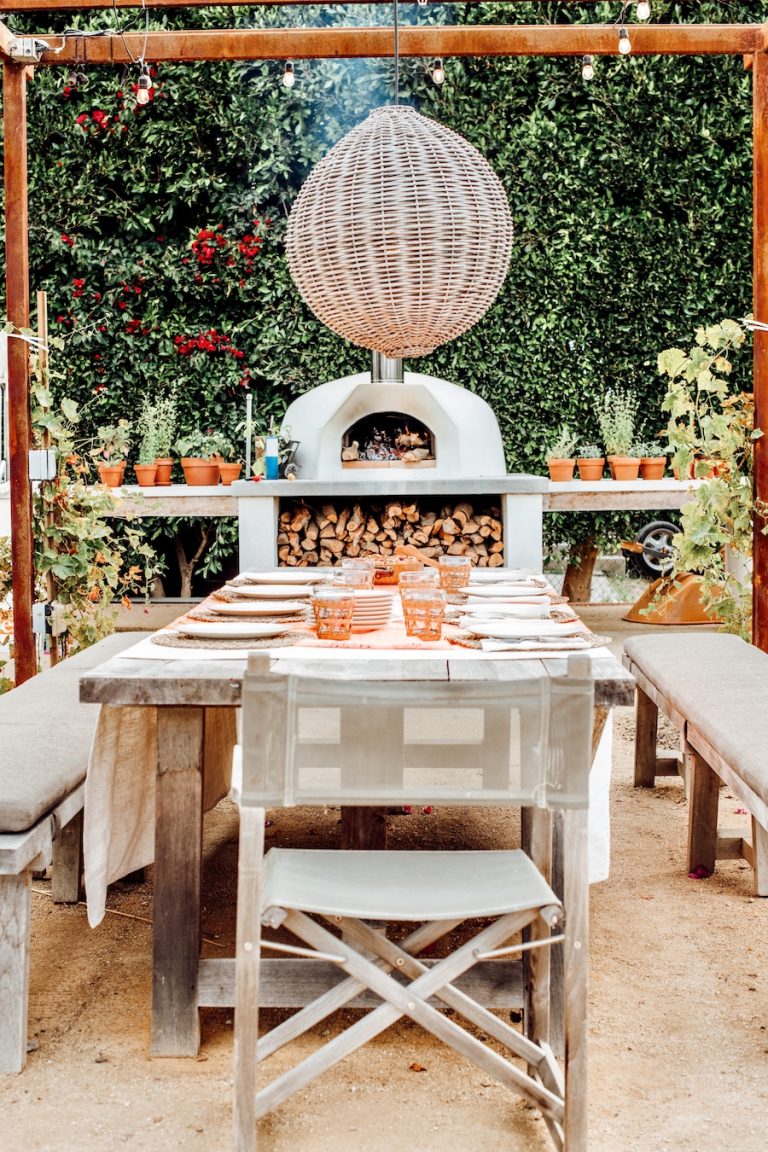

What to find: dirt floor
left=2, top=607, right=768, bottom=1152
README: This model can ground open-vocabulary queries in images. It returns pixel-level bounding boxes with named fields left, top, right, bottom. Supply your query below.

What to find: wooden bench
left=0, top=631, right=147, bottom=1073
left=623, top=633, right=768, bottom=896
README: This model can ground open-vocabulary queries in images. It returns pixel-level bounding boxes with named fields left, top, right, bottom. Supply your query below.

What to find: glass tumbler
left=401, top=587, right=447, bottom=641
left=339, top=557, right=376, bottom=589
left=438, top=554, right=472, bottom=593
left=398, top=568, right=440, bottom=589
left=391, top=556, right=422, bottom=582
left=311, top=587, right=355, bottom=641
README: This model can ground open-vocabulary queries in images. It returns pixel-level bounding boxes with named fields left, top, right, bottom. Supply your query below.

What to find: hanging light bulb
left=637, top=1, right=651, bottom=19
left=581, top=54, right=594, bottom=82
left=136, top=62, right=152, bottom=106
left=618, top=26, right=632, bottom=56
left=282, top=60, right=295, bottom=89
left=431, top=58, right=445, bottom=86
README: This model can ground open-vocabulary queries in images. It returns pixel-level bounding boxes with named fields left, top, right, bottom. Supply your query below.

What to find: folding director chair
left=232, top=652, right=594, bottom=1152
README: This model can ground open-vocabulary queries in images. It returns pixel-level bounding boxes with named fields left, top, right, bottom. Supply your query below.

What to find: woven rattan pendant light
left=285, top=19, right=513, bottom=358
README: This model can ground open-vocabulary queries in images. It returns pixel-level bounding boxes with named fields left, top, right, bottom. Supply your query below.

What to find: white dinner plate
left=221, top=583, right=314, bottom=599
left=458, top=605, right=551, bottom=623
left=206, top=600, right=307, bottom=617
left=176, top=621, right=290, bottom=640
left=463, top=584, right=550, bottom=599
left=237, top=570, right=323, bottom=585
left=462, top=619, right=585, bottom=640
left=468, top=569, right=539, bottom=583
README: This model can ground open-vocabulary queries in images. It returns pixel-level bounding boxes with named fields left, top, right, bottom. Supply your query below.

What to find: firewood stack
left=277, top=499, right=504, bottom=567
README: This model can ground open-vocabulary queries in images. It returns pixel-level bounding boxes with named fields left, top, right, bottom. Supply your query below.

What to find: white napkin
left=479, top=636, right=592, bottom=652
left=459, top=604, right=551, bottom=621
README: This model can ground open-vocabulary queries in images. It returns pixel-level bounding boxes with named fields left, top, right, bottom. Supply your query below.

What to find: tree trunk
left=174, top=524, right=212, bottom=599
left=562, top=537, right=599, bottom=603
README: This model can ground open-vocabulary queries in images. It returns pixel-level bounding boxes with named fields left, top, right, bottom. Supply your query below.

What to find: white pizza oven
left=233, top=354, right=546, bottom=571
left=281, top=356, right=506, bottom=480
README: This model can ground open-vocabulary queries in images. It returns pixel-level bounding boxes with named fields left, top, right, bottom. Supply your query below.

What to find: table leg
left=341, top=808, right=387, bottom=851
left=152, top=706, right=204, bottom=1057
left=527, top=706, right=610, bottom=1060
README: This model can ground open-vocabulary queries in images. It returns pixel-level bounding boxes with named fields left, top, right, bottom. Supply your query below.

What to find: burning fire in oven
left=341, top=412, right=435, bottom=467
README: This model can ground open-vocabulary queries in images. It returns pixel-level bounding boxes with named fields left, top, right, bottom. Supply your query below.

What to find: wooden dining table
left=79, top=624, right=634, bottom=1058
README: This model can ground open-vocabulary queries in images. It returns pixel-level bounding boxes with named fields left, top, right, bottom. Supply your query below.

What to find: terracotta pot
left=180, top=456, right=220, bottom=486
left=134, top=463, right=158, bottom=486
left=154, top=457, right=174, bottom=486
left=672, top=457, right=719, bottom=480
left=547, top=458, right=576, bottom=482
left=218, top=462, right=243, bottom=486
left=640, top=457, right=666, bottom=480
left=97, top=461, right=125, bottom=487
left=610, top=456, right=641, bottom=481
left=577, top=457, right=605, bottom=481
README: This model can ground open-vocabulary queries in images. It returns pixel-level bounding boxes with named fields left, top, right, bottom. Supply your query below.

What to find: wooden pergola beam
left=0, top=20, right=17, bottom=59
left=3, top=61, right=36, bottom=685
left=36, top=24, right=760, bottom=66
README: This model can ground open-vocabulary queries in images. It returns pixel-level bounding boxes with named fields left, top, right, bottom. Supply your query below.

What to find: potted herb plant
left=92, top=420, right=131, bottom=487
left=175, top=429, right=224, bottom=486
left=636, top=441, right=667, bottom=480
left=211, top=435, right=243, bottom=485
left=546, top=425, right=579, bottom=482
left=140, top=395, right=177, bottom=486
left=576, top=443, right=605, bottom=481
left=596, top=389, right=640, bottom=479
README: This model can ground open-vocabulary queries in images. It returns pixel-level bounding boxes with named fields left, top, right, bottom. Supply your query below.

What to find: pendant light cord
left=393, top=0, right=399, bottom=105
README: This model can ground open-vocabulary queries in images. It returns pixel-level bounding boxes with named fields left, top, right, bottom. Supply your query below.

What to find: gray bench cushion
left=623, top=633, right=768, bottom=803
left=0, top=632, right=147, bottom=833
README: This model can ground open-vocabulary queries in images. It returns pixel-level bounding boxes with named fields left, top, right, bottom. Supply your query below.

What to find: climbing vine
left=0, top=1, right=765, bottom=586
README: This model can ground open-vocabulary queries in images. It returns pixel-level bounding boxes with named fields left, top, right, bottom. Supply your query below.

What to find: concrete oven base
left=233, top=476, right=547, bottom=571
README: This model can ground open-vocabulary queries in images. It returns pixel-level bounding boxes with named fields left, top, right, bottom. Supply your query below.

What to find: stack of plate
left=350, top=589, right=394, bottom=632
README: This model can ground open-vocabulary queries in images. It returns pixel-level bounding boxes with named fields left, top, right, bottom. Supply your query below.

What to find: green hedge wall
left=3, top=1, right=767, bottom=562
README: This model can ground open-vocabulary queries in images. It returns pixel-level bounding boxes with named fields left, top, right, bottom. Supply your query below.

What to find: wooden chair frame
left=232, top=655, right=593, bottom=1152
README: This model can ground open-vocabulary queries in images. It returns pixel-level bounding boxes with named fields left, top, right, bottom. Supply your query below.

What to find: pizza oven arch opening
left=341, top=411, right=435, bottom=468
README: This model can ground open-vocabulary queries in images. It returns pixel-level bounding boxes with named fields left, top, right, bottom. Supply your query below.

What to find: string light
left=282, top=60, right=295, bottom=89
left=618, top=26, right=632, bottom=56
left=581, top=54, right=594, bottom=81
left=637, top=1, right=651, bottom=19
left=135, top=61, right=152, bottom=106
left=431, top=58, right=445, bottom=86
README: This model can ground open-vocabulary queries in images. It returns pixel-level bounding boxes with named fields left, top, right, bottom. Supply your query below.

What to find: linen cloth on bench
left=623, top=633, right=768, bottom=802
left=0, top=634, right=144, bottom=834
left=84, top=704, right=235, bottom=926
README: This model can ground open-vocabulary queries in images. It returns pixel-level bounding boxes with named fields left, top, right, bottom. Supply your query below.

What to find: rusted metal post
left=3, top=62, right=35, bottom=683
left=754, top=50, right=768, bottom=650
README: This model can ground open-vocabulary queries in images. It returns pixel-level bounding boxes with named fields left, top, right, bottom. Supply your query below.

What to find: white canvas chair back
left=239, top=652, right=594, bottom=812
left=234, top=653, right=595, bottom=1152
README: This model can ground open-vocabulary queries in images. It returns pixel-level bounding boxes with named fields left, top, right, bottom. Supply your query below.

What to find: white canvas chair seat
left=263, top=847, right=559, bottom=921
left=233, top=653, right=594, bottom=1152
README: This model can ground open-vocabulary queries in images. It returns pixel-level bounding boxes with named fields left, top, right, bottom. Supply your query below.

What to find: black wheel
left=629, top=520, right=679, bottom=580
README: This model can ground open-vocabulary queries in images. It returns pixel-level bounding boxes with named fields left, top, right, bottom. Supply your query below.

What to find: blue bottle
left=265, top=435, right=280, bottom=480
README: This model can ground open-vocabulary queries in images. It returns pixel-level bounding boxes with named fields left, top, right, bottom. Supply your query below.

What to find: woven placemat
left=188, top=608, right=308, bottom=624
left=447, top=631, right=611, bottom=651
left=151, top=630, right=313, bottom=651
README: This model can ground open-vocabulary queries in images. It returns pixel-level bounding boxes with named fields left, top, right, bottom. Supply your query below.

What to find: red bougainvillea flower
left=60, top=233, right=75, bottom=247
left=687, top=865, right=712, bottom=880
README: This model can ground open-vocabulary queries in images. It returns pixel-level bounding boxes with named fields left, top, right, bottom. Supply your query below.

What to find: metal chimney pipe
left=371, top=352, right=404, bottom=383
